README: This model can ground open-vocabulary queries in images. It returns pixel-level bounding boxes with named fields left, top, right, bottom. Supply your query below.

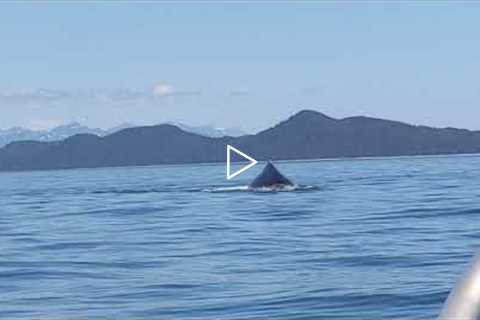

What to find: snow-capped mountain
left=0, top=122, right=245, bottom=148
left=165, top=122, right=245, bottom=138
left=0, top=123, right=130, bottom=148
left=40, top=122, right=106, bottom=141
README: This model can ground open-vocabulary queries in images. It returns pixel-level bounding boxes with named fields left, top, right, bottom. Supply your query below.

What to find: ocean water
left=1, top=156, right=480, bottom=319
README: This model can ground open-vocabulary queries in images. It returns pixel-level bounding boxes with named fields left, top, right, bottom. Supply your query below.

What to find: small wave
left=92, top=187, right=180, bottom=194
left=204, top=186, right=250, bottom=193
left=86, top=184, right=320, bottom=195
left=204, top=184, right=319, bottom=193
left=92, top=188, right=160, bottom=194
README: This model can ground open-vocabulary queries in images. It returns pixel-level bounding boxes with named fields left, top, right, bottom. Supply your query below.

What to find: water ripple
left=1, top=157, right=480, bottom=319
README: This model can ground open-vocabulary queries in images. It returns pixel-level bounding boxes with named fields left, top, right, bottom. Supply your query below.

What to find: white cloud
left=152, top=83, right=174, bottom=97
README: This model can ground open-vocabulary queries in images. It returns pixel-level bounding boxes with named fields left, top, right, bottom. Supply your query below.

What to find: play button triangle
left=226, top=145, right=258, bottom=180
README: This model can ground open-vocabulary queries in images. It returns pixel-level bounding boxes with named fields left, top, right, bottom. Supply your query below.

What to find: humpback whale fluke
left=249, top=161, right=293, bottom=189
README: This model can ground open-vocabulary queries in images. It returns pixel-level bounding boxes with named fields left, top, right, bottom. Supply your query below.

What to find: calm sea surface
left=1, top=156, right=480, bottom=319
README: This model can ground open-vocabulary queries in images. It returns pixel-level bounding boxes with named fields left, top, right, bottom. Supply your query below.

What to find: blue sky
left=1, top=2, right=479, bottom=131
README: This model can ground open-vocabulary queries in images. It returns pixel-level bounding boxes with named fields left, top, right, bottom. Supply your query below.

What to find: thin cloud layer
left=152, top=83, right=174, bottom=97
left=0, top=85, right=203, bottom=108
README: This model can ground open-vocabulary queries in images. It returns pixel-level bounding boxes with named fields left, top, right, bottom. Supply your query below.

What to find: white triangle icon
left=226, top=145, right=258, bottom=180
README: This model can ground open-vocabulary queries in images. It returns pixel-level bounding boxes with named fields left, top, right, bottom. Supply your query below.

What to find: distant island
left=1, top=110, right=480, bottom=172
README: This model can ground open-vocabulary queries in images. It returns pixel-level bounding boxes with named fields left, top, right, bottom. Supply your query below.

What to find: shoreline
left=1, top=152, right=480, bottom=175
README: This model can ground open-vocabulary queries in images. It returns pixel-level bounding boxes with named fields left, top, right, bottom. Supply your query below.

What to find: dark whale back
left=249, top=161, right=293, bottom=188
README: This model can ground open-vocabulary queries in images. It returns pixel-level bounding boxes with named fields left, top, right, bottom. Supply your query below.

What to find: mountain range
left=1, top=110, right=480, bottom=172
left=0, top=123, right=128, bottom=148
left=0, top=122, right=244, bottom=148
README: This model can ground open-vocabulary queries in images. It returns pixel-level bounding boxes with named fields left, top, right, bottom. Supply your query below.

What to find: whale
left=249, top=161, right=293, bottom=189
